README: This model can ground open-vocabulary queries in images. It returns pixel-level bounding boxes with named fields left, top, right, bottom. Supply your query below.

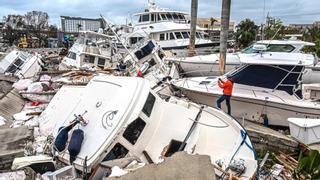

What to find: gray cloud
left=0, top=0, right=319, bottom=27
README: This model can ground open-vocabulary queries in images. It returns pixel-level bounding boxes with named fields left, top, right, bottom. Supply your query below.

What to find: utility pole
left=188, top=0, right=198, bottom=57
left=219, top=0, right=231, bottom=75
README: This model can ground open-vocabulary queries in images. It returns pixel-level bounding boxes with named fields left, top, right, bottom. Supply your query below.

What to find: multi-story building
left=197, top=17, right=235, bottom=42
left=61, top=16, right=104, bottom=33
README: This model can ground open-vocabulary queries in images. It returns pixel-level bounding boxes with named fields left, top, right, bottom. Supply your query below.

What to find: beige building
left=197, top=17, right=235, bottom=31
left=197, top=17, right=235, bottom=42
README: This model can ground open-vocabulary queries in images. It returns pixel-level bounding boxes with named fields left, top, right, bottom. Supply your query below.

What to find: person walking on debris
left=216, top=75, right=234, bottom=115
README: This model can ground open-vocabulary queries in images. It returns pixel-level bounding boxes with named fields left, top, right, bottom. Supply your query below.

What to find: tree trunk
left=188, top=0, right=198, bottom=57
left=219, top=0, right=231, bottom=75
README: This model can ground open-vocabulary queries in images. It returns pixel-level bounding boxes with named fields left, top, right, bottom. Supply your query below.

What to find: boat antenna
left=148, top=0, right=156, bottom=10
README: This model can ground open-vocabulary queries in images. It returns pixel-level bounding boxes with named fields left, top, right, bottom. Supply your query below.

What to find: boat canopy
left=229, top=64, right=303, bottom=98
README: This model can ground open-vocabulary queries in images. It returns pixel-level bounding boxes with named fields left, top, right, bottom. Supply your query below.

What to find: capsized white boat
left=38, top=75, right=258, bottom=179
left=165, top=39, right=318, bottom=77
left=0, top=50, right=42, bottom=78
left=171, top=54, right=320, bottom=127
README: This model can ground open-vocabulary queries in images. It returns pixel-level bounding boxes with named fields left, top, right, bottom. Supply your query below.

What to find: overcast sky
left=0, top=0, right=319, bottom=27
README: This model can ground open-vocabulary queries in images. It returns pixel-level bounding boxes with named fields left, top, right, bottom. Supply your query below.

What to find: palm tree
left=219, top=0, right=231, bottom=75
left=188, top=0, right=198, bottom=57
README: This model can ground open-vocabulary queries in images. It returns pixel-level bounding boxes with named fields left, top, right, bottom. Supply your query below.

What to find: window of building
left=159, top=33, right=165, bottom=41
left=103, top=143, right=129, bottom=161
left=97, top=58, right=106, bottom=68
left=175, top=32, right=183, bottom=39
left=169, top=33, right=175, bottom=40
left=123, top=117, right=146, bottom=145
left=142, top=93, right=156, bottom=117
left=181, top=32, right=189, bottom=39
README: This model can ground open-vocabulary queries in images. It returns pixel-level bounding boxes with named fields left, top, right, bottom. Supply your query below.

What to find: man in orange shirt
left=216, top=75, right=234, bottom=115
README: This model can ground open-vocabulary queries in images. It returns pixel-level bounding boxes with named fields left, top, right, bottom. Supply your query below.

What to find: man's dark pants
left=216, top=95, right=231, bottom=115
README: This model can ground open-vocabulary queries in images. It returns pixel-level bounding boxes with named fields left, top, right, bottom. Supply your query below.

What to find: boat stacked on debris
left=171, top=53, right=320, bottom=127
left=0, top=50, right=43, bottom=79
left=35, top=75, right=257, bottom=179
left=165, top=39, right=318, bottom=76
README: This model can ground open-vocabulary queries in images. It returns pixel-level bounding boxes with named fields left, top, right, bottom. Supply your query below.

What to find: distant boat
left=165, top=39, right=318, bottom=76
left=38, top=75, right=258, bottom=179
left=121, top=0, right=217, bottom=52
left=172, top=54, right=320, bottom=127
left=0, top=50, right=42, bottom=78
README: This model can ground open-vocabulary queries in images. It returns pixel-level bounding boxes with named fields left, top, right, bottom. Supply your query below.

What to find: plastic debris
left=12, top=79, right=33, bottom=91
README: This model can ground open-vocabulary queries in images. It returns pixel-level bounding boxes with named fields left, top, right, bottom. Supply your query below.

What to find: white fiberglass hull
left=174, top=87, right=320, bottom=127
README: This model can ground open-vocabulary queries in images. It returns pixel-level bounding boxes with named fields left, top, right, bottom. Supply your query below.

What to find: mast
left=188, top=0, right=198, bottom=57
left=219, top=0, right=231, bottom=75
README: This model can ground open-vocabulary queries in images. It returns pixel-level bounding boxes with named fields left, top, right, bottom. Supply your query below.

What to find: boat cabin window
left=140, top=14, right=149, bottom=22
left=157, top=14, right=161, bottom=21
left=172, top=13, right=179, bottom=20
left=134, top=41, right=155, bottom=60
left=181, top=32, right=189, bottom=39
left=103, top=143, right=129, bottom=161
left=196, top=32, right=201, bottom=38
left=97, top=58, right=106, bottom=68
left=84, top=55, right=95, bottom=64
left=150, top=14, right=155, bottom=22
left=67, top=52, right=77, bottom=60
left=164, top=139, right=185, bottom=157
left=230, top=65, right=303, bottom=97
left=301, top=45, right=316, bottom=54
left=142, top=93, right=156, bottom=117
left=6, top=58, right=25, bottom=74
left=178, top=14, right=185, bottom=19
left=169, top=33, right=175, bottom=40
left=123, top=117, right=146, bottom=145
left=166, top=13, right=173, bottom=20
left=267, top=44, right=295, bottom=52
left=160, top=14, right=167, bottom=21
left=159, top=33, right=165, bottom=41
left=175, top=32, right=183, bottom=39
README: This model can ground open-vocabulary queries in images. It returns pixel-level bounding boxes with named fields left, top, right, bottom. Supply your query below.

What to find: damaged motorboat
left=37, top=76, right=258, bottom=179
left=0, top=50, right=43, bottom=78
left=171, top=53, right=320, bottom=127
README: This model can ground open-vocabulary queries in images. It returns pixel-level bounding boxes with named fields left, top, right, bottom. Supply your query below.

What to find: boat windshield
left=242, top=43, right=295, bottom=53
left=229, top=64, right=303, bottom=98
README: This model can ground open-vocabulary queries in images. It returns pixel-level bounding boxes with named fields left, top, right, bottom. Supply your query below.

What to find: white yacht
left=172, top=55, right=320, bottom=127
left=61, top=31, right=116, bottom=69
left=165, top=39, right=318, bottom=76
left=0, top=50, right=42, bottom=78
left=38, top=76, right=258, bottom=179
left=122, top=0, right=216, bottom=52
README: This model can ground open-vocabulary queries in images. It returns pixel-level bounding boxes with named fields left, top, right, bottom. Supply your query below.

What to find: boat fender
left=68, top=129, right=84, bottom=164
left=54, top=126, right=69, bottom=152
